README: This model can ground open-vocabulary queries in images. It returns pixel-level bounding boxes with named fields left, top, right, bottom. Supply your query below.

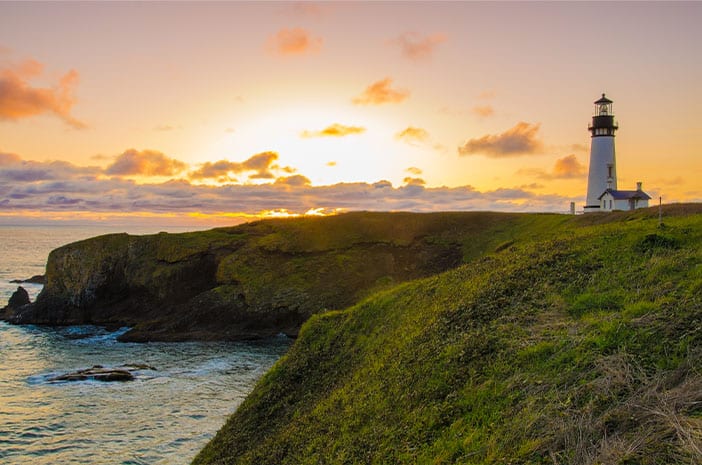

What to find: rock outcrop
left=8, top=286, right=30, bottom=308
left=48, top=364, right=156, bottom=382
left=1, top=212, right=535, bottom=341
left=10, top=274, right=46, bottom=284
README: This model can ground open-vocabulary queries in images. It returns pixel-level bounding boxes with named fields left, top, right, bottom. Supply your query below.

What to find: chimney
left=636, top=181, right=642, bottom=191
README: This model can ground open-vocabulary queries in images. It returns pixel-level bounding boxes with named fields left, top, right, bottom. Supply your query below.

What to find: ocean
left=0, top=225, right=290, bottom=464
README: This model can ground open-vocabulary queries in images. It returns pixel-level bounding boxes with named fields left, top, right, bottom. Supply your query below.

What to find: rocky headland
left=2, top=211, right=533, bottom=342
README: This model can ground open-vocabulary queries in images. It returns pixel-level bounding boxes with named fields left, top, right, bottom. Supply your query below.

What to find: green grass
left=193, top=206, right=702, bottom=465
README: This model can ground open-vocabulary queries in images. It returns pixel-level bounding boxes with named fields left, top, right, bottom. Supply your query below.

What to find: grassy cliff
left=5, top=211, right=566, bottom=341
left=193, top=205, right=702, bottom=464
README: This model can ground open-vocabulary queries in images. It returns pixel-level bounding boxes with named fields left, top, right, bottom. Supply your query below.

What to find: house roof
left=598, top=188, right=652, bottom=201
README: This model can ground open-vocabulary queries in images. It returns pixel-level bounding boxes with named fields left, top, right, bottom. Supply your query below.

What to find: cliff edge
left=3, top=211, right=543, bottom=341
left=193, top=205, right=702, bottom=464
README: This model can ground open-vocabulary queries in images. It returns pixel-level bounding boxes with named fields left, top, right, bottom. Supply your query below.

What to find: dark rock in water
left=48, top=364, right=154, bottom=383
left=10, top=274, right=46, bottom=284
left=8, top=286, right=30, bottom=308
left=122, top=363, right=157, bottom=371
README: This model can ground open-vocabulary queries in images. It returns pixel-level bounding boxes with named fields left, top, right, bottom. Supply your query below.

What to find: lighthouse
left=584, top=94, right=618, bottom=212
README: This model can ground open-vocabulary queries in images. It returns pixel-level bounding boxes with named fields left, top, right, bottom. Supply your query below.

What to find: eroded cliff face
left=2, top=212, right=530, bottom=341
left=6, top=232, right=225, bottom=335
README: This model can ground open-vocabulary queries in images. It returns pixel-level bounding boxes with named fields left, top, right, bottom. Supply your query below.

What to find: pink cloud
left=393, top=32, right=446, bottom=61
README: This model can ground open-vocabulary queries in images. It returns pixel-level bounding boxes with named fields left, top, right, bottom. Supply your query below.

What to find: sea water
left=0, top=225, right=290, bottom=464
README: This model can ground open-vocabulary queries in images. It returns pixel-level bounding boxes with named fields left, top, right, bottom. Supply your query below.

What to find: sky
left=1, top=1, right=701, bottom=227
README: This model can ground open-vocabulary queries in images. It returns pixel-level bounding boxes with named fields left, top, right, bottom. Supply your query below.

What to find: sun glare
left=204, top=103, right=405, bottom=186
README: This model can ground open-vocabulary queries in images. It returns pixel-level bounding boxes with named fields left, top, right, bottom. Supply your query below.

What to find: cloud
left=47, top=195, right=82, bottom=206
left=275, top=174, right=311, bottom=186
left=405, top=166, right=423, bottom=175
left=0, top=59, right=86, bottom=128
left=458, top=122, right=544, bottom=157
left=326, top=161, right=337, bottom=167
left=189, top=151, right=279, bottom=181
left=0, top=151, right=21, bottom=165
left=0, top=157, right=573, bottom=215
left=0, top=153, right=582, bottom=220
left=395, top=127, right=429, bottom=145
left=392, top=32, right=446, bottom=61
left=403, top=177, right=426, bottom=186
left=154, top=124, right=177, bottom=132
left=105, top=149, right=187, bottom=177
left=352, top=78, right=409, bottom=105
left=300, top=123, right=366, bottom=138
left=553, top=154, right=586, bottom=178
left=472, top=105, right=494, bottom=117
left=268, top=28, right=322, bottom=55
left=518, top=154, right=586, bottom=180
left=0, top=159, right=100, bottom=183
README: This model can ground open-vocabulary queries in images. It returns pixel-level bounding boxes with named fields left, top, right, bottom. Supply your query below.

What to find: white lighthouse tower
left=584, top=94, right=618, bottom=212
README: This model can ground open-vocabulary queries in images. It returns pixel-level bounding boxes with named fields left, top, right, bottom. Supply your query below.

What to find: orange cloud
left=458, top=122, right=543, bottom=157
left=189, top=151, right=280, bottom=181
left=517, top=154, right=586, bottom=180
left=403, top=177, right=426, bottom=186
left=395, top=127, right=429, bottom=144
left=405, top=166, right=423, bottom=175
left=268, top=28, right=322, bottom=55
left=553, top=154, right=586, bottom=178
left=352, top=78, right=409, bottom=105
left=105, top=149, right=187, bottom=176
left=393, top=32, right=446, bottom=61
left=0, top=59, right=86, bottom=128
left=326, top=161, right=337, bottom=167
left=300, top=123, right=366, bottom=138
left=275, top=174, right=311, bottom=186
left=472, top=105, right=494, bottom=117
left=0, top=151, right=21, bottom=165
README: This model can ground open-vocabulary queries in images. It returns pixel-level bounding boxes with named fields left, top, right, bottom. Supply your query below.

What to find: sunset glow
left=1, top=2, right=701, bottom=226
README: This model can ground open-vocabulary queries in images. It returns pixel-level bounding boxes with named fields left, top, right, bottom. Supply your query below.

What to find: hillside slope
left=3, top=211, right=562, bottom=341
left=193, top=206, right=702, bottom=464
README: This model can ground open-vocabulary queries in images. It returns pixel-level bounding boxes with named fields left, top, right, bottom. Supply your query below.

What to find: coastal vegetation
left=193, top=205, right=702, bottom=464
left=3, top=211, right=568, bottom=341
